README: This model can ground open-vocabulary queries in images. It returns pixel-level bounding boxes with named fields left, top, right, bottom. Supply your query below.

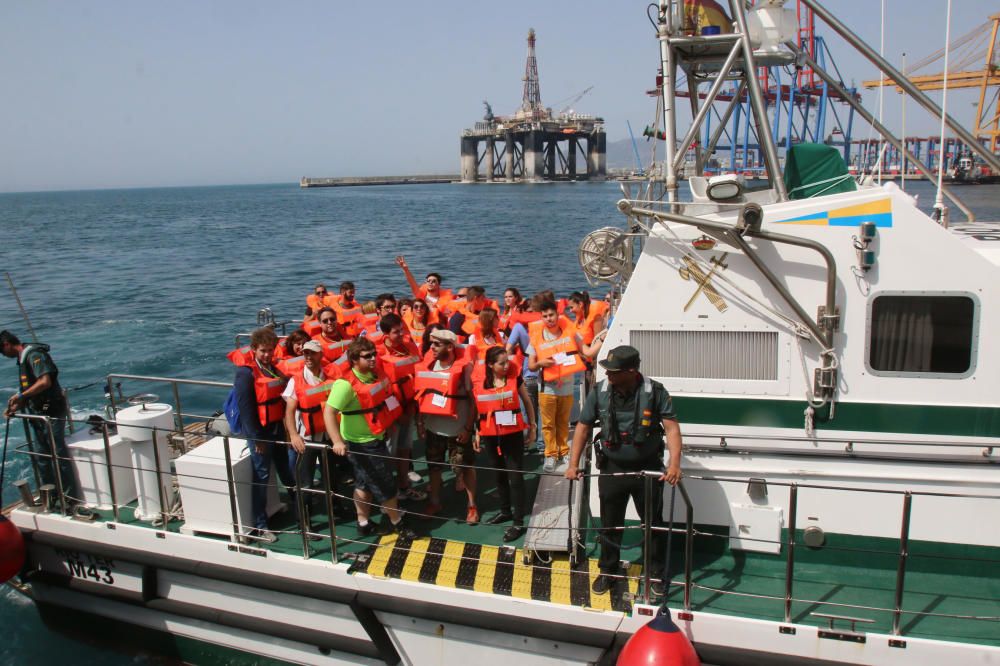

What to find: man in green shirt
left=2, top=330, right=78, bottom=511
left=565, top=345, right=682, bottom=597
left=324, top=337, right=416, bottom=539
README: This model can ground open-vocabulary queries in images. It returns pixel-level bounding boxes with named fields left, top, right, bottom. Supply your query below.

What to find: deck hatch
left=630, top=329, right=779, bottom=380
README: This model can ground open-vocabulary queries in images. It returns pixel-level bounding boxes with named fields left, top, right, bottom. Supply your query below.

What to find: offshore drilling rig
left=460, top=29, right=607, bottom=183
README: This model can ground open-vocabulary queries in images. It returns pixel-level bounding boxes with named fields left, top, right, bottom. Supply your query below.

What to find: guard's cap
left=599, top=345, right=641, bottom=371
left=429, top=329, right=458, bottom=344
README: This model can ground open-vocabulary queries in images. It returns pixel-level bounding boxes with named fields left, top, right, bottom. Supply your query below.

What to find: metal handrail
left=7, top=410, right=1000, bottom=634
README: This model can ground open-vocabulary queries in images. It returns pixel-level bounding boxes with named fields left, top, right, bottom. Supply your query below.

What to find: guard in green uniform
left=565, top=345, right=683, bottom=596
left=2, top=330, right=78, bottom=509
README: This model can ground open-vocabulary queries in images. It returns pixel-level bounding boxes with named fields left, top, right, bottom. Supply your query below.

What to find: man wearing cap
left=282, top=340, right=352, bottom=524
left=1, top=329, right=78, bottom=511
left=565, top=345, right=682, bottom=596
left=415, top=328, right=479, bottom=524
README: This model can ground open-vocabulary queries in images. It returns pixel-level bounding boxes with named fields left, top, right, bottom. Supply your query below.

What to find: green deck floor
left=88, top=447, right=1000, bottom=649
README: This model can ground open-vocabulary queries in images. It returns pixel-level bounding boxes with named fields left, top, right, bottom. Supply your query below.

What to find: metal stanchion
left=44, top=416, right=67, bottom=515
left=892, top=492, right=913, bottom=635
left=295, top=449, right=310, bottom=559
left=100, top=422, right=119, bottom=523
left=172, top=383, right=184, bottom=432
left=222, top=435, right=241, bottom=542
left=23, top=419, right=41, bottom=491
left=784, top=484, right=798, bottom=623
left=642, top=472, right=653, bottom=604
left=321, top=446, right=339, bottom=562
left=151, top=426, right=169, bottom=527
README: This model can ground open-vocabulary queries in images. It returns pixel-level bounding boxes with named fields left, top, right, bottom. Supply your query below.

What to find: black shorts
left=346, top=439, right=397, bottom=503
left=425, top=430, right=476, bottom=467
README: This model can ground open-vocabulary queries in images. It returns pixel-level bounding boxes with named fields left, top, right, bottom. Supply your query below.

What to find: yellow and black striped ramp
left=350, top=535, right=643, bottom=612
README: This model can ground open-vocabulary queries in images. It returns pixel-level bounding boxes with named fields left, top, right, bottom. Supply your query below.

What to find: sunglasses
left=315, top=290, right=326, bottom=295
left=426, top=278, right=439, bottom=283
left=321, top=318, right=336, bottom=324
left=413, top=303, right=426, bottom=309
left=359, top=352, right=377, bottom=360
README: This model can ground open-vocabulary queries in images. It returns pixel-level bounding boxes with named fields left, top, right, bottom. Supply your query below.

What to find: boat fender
left=0, top=515, right=25, bottom=584
left=617, top=607, right=700, bottom=666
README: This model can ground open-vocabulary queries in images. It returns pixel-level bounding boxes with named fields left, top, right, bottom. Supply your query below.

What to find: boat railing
left=684, top=430, right=1000, bottom=461
left=8, top=406, right=1000, bottom=635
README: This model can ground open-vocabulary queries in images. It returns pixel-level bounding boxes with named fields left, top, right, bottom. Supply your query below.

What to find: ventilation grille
left=630, top=330, right=779, bottom=380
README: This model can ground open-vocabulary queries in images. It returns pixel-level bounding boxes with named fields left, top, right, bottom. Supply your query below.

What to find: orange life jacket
left=576, top=300, right=610, bottom=344
left=472, top=365, right=525, bottom=437
left=414, top=350, right=470, bottom=418
left=272, top=338, right=291, bottom=361
left=332, top=298, right=363, bottom=336
left=251, top=362, right=288, bottom=427
left=419, top=286, right=455, bottom=315
left=302, top=319, right=322, bottom=338
left=379, top=339, right=422, bottom=402
left=341, top=369, right=403, bottom=437
left=529, top=322, right=586, bottom=384
left=227, top=345, right=253, bottom=367
left=276, top=355, right=306, bottom=376
left=458, top=299, right=501, bottom=336
left=292, top=371, right=335, bottom=437
left=312, top=334, right=352, bottom=364
left=359, top=312, right=380, bottom=334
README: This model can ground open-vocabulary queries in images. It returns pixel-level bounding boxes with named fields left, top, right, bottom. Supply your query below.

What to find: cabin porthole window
left=866, top=294, right=977, bottom=378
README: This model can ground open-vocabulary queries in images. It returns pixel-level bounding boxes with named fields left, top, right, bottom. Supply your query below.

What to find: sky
left=0, top=1, right=994, bottom=192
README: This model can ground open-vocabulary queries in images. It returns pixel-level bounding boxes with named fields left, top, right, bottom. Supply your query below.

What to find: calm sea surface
left=0, top=179, right=998, bottom=663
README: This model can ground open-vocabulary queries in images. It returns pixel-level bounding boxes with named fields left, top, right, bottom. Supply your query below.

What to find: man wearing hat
left=415, top=328, right=479, bottom=524
left=282, top=339, right=352, bottom=524
left=565, top=345, right=682, bottom=596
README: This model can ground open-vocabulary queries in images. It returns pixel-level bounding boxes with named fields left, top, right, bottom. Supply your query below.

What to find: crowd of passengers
left=230, top=256, right=610, bottom=544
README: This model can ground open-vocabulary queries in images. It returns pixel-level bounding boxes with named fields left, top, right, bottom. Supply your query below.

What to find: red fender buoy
left=617, top=607, right=701, bottom=666
left=0, top=515, right=25, bottom=584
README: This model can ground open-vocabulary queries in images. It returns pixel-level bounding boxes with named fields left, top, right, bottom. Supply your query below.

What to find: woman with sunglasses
left=406, top=299, right=439, bottom=348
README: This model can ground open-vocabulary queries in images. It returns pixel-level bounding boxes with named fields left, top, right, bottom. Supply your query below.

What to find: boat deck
left=81, top=443, right=1000, bottom=650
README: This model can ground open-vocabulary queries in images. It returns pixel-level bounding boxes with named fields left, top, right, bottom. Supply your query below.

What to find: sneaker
left=485, top=511, right=513, bottom=525
left=543, top=457, right=557, bottom=473
left=466, top=505, right=480, bottom=525
left=391, top=520, right=417, bottom=540
left=357, top=521, right=377, bottom=537
left=407, top=470, right=422, bottom=484
left=398, top=487, right=428, bottom=502
left=503, top=525, right=526, bottom=542
left=592, top=573, right=613, bottom=595
left=254, top=529, right=278, bottom=544
left=424, top=502, right=443, bottom=517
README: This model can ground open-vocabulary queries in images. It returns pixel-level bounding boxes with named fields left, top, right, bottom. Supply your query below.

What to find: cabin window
left=868, top=295, right=976, bottom=375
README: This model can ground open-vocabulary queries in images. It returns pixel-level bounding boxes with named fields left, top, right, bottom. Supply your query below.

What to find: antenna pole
left=4, top=272, right=38, bottom=343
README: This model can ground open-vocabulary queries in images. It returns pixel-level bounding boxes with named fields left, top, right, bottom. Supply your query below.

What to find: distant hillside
left=606, top=136, right=661, bottom=171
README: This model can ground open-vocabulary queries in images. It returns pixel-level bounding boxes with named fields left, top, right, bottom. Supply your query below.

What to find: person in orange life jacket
left=415, top=328, right=480, bottom=524
left=398, top=298, right=413, bottom=321
left=302, top=308, right=323, bottom=338
left=323, top=337, right=416, bottom=539
left=274, top=329, right=310, bottom=374
left=449, top=286, right=499, bottom=340
left=378, top=313, right=428, bottom=502
left=306, top=283, right=336, bottom=312
left=312, top=307, right=352, bottom=365
left=505, top=299, right=543, bottom=451
left=364, top=294, right=398, bottom=342
left=568, top=291, right=611, bottom=396
left=467, top=307, right=505, bottom=368
left=419, top=322, right=446, bottom=357
left=282, top=340, right=353, bottom=526
left=500, top=287, right=527, bottom=333
left=395, top=255, right=455, bottom=315
left=474, top=346, right=536, bottom=542
left=527, top=298, right=605, bottom=473
left=565, top=345, right=682, bottom=596
left=404, top=298, right=437, bottom=347
left=233, top=327, right=296, bottom=543
left=331, top=281, right=363, bottom=336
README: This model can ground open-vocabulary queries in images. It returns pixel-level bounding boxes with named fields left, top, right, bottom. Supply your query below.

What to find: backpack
left=223, top=388, right=243, bottom=435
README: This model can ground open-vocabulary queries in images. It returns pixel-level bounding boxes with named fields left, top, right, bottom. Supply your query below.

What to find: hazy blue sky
left=0, top=1, right=992, bottom=191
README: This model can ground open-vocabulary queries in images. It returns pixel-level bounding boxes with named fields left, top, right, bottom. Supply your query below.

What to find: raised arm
left=395, top=255, right=422, bottom=298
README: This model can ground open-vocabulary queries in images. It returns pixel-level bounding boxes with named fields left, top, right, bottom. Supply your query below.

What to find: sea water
left=0, top=180, right=997, bottom=664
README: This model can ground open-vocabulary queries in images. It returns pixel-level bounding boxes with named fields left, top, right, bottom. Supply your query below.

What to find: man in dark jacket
left=2, top=330, right=78, bottom=511
left=565, top=345, right=682, bottom=597
left=233, top=327, right=295, bottom=543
